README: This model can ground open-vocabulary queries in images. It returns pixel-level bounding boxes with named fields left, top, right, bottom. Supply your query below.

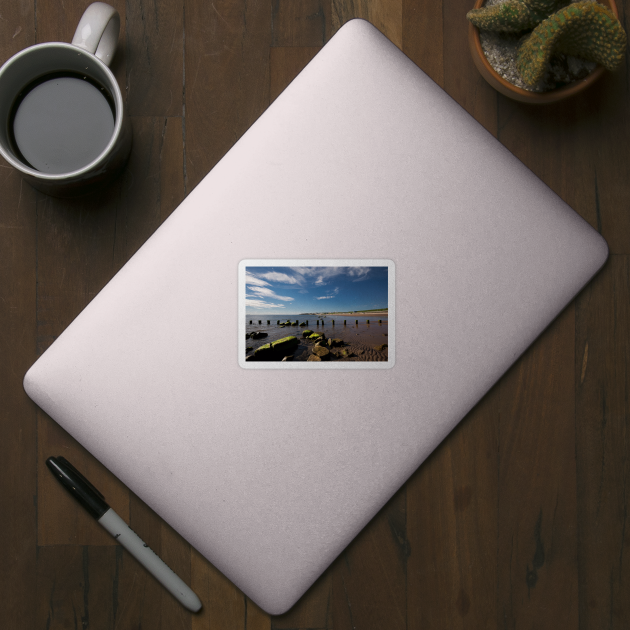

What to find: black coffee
left=10, top=73, right=115, bottom=174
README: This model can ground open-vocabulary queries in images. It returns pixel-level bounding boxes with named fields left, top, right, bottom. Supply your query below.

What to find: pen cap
left=46, top=456, right=110, bottom=519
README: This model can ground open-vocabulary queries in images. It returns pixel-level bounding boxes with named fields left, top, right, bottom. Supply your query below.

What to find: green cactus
left=467, top=0, right=568, bottom=33
left=517, top=1, right=627, bottom=85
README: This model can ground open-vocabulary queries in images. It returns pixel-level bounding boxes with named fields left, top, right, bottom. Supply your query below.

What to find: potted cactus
left=467, top=0, right=627, bottom=103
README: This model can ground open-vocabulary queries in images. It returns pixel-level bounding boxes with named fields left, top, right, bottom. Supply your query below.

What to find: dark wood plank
left=582, top=71, right=630, bottom=254
left=402, top=0, right=444, bottom=88
left=272, top=0, right=329, bottom=47
left=126, top=0, right=183, bottom=117
left=184, top=0, right=272, bottom=192
left=0, top=0, right=36, bottom=54
left=331, top=0, right=402, bottom=48
left=36, top=545, right=118, bottom=630
left=331, top=486, right=407, bottom=630
left=0, top=136, right=39, bottom=630
left=497, top=305, right=578, bottom=628
left=576, top=256, right=630, bottom=629
left=407, top=394, right=499, bottom=629
left=0, top=4, right=39, bottom=629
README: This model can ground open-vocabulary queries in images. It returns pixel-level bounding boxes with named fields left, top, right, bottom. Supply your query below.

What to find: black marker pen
left=46, top=456, right=202, bottom=612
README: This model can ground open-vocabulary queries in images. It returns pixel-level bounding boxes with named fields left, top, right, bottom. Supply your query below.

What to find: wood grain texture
left=126, top=0, right=184, bottom=116
left=0, top=5, right=38, bottom=629
left=271, top=0, right=331, bottom=46
left=403, top=0, right=444, bottom=87
left=576, top=256, right=630, bottom=630
left=407, top=392, right=498, bottom=629
left=36, top=545, right=119, bottom=630
left=331, top=486, right=408, bottom=630
left=497, top=304, right=579, bottom=629
left=1, top=0, right=629, bottom=627
left=184, top=0, right=271, bottom=191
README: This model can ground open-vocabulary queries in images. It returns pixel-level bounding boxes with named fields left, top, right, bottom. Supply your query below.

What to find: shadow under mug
left=0, top=2, right=131, bottom=197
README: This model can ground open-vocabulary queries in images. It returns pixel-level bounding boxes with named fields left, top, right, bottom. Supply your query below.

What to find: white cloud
left=314, top=287, right=340, bottom=300
left=258, top=271, right=299, bottom=284
left=245, top=298, right=286, bottom=309
left=289, top=266, right=371, bottom=284
left=249, top=286, right=294, bottom=302
left=245, top=272, right=271, bottom=287
left=347, top=267, right=370, bottom=281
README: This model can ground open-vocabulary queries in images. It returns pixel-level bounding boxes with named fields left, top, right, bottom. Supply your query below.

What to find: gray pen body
left=99, top=508, right=202, bottom=612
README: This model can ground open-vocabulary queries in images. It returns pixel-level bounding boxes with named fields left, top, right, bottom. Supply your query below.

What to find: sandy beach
left=245, top=316, right=389, bottom=362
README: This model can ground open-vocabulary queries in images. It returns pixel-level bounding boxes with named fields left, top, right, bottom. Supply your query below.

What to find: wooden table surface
left=1, top=0, right=629, bottom=628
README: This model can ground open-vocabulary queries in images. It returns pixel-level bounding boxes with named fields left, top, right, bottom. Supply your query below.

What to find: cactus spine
left=517, top=1, right=627, bottom=85
left=467, top=0, right=568, bottom=33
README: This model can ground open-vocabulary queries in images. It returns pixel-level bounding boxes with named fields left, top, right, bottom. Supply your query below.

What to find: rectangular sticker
left=238, top=260, right=394, bottom=369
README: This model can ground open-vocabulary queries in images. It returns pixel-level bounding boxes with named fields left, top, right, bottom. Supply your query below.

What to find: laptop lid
left=24, top=19, right=607, bottom=614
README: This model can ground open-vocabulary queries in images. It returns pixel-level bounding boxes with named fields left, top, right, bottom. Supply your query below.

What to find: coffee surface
left=12, top=74, right=115, bottom=174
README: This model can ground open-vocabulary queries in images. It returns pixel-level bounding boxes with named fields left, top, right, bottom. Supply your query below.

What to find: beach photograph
left=242, top=264, right=390, bottom=363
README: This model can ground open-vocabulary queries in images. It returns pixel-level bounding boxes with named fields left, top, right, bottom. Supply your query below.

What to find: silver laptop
left=24, top=19, right=607, bottom=614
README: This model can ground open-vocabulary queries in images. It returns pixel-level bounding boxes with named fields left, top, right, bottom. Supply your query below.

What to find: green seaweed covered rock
left=302, top=329, right=313, bottom=338
left=308, top=333, right=322, bottom=340
left=467, top=0, right=567, bottom=33
left=271, top=336, right=299, bottom=354
left=253, top=343, right=273, bottom=359
left=517, top=1, right=627, bottom=85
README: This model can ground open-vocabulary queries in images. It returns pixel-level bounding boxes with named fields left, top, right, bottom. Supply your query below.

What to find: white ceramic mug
left=0, top=2, right=131, bottom=197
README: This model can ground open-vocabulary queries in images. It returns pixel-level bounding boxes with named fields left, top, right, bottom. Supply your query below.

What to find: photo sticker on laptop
left=238, top=260, right=394, bottom=369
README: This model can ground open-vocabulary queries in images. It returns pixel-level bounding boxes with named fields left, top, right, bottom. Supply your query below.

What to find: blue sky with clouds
left=245, top=266, right=388, bottom=314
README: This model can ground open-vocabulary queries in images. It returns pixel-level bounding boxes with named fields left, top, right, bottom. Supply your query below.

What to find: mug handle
left=71, top=2, right=120, bottom=67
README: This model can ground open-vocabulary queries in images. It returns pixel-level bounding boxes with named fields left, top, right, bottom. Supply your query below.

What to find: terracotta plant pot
left=468, top=0, right=619, bottom=103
